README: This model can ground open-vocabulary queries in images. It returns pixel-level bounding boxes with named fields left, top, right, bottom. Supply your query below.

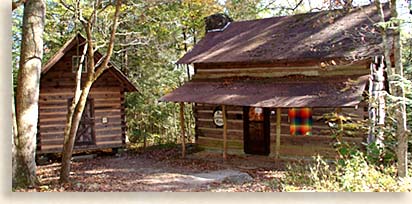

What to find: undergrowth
left=280, top=151, right=412, bottom=192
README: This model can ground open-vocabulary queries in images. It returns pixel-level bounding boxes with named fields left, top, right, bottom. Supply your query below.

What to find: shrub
left=280, top=153, right=412, bottom=192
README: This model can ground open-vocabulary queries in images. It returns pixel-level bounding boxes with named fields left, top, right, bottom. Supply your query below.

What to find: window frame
left=72, top=55, right=88, bottom=73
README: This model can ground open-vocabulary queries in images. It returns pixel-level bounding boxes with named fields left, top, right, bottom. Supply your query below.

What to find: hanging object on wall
left=288, top=108, right=313, bottom=136
left=213, top=107, right=224, bottom=127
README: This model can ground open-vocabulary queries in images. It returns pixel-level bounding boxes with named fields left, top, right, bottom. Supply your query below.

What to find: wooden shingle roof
left=42, top=33, right=138, bottom=92
left=177, top=3, right=390, bottom=65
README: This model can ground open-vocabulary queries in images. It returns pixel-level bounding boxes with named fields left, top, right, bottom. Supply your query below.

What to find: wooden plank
left=96, top=141, right=123, bottom=146
left=96, top=135, right=122, bottom=142
left=196, top=128, right=243, bottom=140
left=95, top=128, right=122, bottom=135
left=222, top=105, right=228, bottom=160
left=40, top=139, right=64, bottom=146
left=196, top=111, right=242, bottom=120
left=95, top=109, right=121, bottom=113
left=275, top=107, right=281, bottom=158
left=40, top=111, right=67, bottom=116
left=197, top=119, right=243, bottom=130
left=197, top=127, right=243, bottom=133
left=197, top=136, right=243, bottom=150
left=180, top=102, right=186, bottom=158
left=39, top=105, right=67, bottom=110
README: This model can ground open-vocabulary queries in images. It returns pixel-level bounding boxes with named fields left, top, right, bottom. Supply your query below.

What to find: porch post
left=275, top=107, right=281, bottom=158
left=180, top=102, right=186, bottom=158
left=222, top=105, right=228, bottom=160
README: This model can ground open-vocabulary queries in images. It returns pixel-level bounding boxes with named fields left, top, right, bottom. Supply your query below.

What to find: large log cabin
left=160, top=4, right=390, bottom=158
left=37, top=34, right=138, bottom=154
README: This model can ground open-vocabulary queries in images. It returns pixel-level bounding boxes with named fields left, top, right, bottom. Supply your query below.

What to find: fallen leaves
left=15, top=145, right=286, bottom=192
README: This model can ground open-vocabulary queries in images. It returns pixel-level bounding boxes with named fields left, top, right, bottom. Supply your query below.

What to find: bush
left=280, top=153, right=412, bottom=192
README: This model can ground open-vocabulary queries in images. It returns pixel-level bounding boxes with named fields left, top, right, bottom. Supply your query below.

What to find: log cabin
left=160, top=4, right=390, bottom=158
left=37, top=34, right=138, bottom=154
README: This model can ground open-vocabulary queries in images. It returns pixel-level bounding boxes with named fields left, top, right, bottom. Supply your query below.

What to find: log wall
left=37, top=47, right=126, bottom=153
left=192, top=62, right=370, bottom=158
left=194, top=104, right=367, bottom=158
left=193, top=62, right=370, bottom=79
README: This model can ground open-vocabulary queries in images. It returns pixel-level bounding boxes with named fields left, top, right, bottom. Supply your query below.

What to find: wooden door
left=243, top=107, right=270, bottom=155
left=69, top=98, right=95, bottom=146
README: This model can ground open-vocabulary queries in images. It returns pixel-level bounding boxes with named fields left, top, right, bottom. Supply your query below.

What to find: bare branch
left=94, top=0, right=123, bottom=80
left=259, top=0, right=305, bottom=14
left=59, top=0, right=75, bottom=13
left=12, top=0, right=26, bottom=11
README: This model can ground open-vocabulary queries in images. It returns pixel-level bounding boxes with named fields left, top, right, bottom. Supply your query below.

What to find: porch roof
left=159, top=75, right=369, bottom=108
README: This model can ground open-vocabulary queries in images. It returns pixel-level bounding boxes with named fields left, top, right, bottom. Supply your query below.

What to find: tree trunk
left=13, top=0, right=45, bottom=188
left=12, top=96, right=18, bottom=188
left=59, top=81, right=93, bottom=183
left=59, top=0, right=122, bottom=183
left=390, top=0, right=408, bottom=178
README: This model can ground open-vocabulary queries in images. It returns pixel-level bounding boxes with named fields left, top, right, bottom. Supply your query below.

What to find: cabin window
left=72, top=56, right=87, bottom=73
left=288, top=108, right=312, bottom=136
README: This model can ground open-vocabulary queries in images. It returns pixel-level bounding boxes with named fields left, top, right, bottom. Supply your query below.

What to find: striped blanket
left=288, top=108, right=313, bottom=136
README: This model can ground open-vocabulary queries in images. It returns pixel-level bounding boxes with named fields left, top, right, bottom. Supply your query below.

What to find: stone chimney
left=205, top=13, right=233, bottom=33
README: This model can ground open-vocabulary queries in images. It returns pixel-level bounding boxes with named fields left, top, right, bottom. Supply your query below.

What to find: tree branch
left=59, top=0, right=75, bottom=13
left=94, top=0, right=122, bottom=80
left=259, top=0, right=305, bottom=13
left=12, top=0, right=26, bottom=11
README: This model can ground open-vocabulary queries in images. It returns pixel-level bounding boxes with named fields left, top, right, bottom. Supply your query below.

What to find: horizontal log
left=95, top=123, right=122, bottom=130
left=193, top=66, right=368, bottom=79
left=40, top=139, right=65, bottom=146
left=95, top=108, right=121, bottom=113
left=96, top=141, right=123, bottom=146
left=194, top=61, right=367, bottom=69
left=94, top=105, right=121, bottom=109
left=196, top=128, right=243, bottom=140
left=96, top=135, right=122, bottom=142
left=95, top=126, right=122, bottom=135
left=41, top=87, right=120, bottom=94
left=197, top=137, right=243, bottom=150
left=196, top=112, right=243, bottom=120
left=37, top=143, right=125, bottom=154
left=39, top=133, right=64, bottom=141
left=197, top=119, right=243, bottom=130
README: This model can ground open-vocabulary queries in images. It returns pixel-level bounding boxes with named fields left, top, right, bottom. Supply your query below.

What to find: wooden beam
left=336, top=107, right=343, bottom=143
left=222, top=105, right=228, bottom=160
left=276, top=107, right=281, bottom=159
left=180, top=102, right=186, bottom=158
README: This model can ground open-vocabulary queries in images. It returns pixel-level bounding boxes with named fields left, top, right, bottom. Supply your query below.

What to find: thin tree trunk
left=12, top=96, right=18, bottom=187
left=60, top=81, right=93, bottom=183
left=13, top=0, right=45, bottom=188
left=59, top=0, right=122, bottom=183
left=390, top=0, right=408, bottom=178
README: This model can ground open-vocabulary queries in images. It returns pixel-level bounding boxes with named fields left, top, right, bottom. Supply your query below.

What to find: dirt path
left=20, top=146, right=286, bottom=192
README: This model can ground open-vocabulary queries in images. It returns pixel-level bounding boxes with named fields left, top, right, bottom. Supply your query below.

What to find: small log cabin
left=37, top=34, right=138, bottom=154
left=160, top=4, right=390, bottom=158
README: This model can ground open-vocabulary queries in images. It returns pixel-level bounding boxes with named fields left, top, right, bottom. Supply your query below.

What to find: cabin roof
left=42, top=34, right=138, bottom=92
left=159, top=75, right=368, bottom=108
left=177, top=3, right=390, bottom=65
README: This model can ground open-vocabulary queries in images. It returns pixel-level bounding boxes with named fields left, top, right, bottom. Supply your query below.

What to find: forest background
left=11, top=0, right=411, bottom=148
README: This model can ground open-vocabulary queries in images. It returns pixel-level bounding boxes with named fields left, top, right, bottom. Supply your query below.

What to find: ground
left=17, top=145, right=289, bottom=192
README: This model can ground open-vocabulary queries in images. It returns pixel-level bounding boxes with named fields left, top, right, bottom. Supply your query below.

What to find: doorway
left=243, top=106, right=270, bottom=155
left=68, top=98, right=96, bottom=146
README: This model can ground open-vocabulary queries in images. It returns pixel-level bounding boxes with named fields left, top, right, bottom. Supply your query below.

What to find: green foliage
left=121, top=0, right=223, bottom=146
left=224, top=0, right=261, bottom=20
left=281, top=153, right=412, bottom=192
left=12, top=6, right=23, bottom=89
